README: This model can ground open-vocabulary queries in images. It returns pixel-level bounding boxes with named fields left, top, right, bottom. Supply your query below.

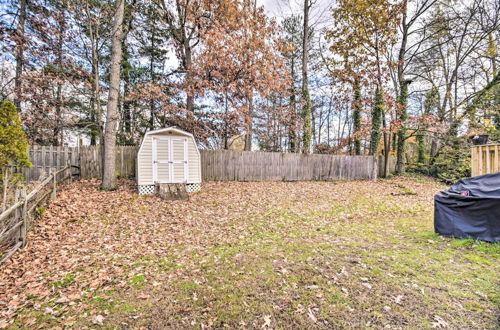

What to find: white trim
left=152, top=137, right=158, bottom=183
left=168, top=138, right=173, bottom=182
left=184, top=138, right=188, bottom=182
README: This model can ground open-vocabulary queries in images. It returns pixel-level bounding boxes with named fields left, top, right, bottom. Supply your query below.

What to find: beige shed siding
left=137, top=129, right=201, bottom=185
left=172, top=138, right=185, bottom=182
left=188, top=141, right=200, bottom=182
left=157, top=139, right=169, bottom=161
left=138, top=135, right=153, bottom=185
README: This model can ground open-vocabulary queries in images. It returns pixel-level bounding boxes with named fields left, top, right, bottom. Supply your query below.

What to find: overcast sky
left=256, top=0, right=333, bottom=29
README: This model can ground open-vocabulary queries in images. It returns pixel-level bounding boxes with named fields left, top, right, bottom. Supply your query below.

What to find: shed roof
left=138, top=127, right=196, bottom=154
left=146, top=127, right=194, bottom=137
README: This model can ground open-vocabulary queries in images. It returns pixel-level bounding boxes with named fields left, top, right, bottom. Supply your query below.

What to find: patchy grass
left=1, top=177, right=499, bottom=329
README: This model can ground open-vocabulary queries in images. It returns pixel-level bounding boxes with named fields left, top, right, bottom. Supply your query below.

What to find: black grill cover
left=434, top=172, right=500, bottom=242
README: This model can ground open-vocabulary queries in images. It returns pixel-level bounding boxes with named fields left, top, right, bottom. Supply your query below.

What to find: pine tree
left=0, top=101, right=31, bottom=211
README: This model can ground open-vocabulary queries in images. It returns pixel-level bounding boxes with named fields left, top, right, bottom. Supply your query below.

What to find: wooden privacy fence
left=21, top=145, right=79, bottom=183
left=24, top=145, right=383, bottom=182
left=77, top=147, right=378, bottom=181
left=0, top=165, right=73, bottom=265
left=200, top=150, right=378, bottom=181
left=471, top=144, right=500, bottom=177
left=378, top=155, right=396, bottom=177
left=80, top=146, right=137, bottom=179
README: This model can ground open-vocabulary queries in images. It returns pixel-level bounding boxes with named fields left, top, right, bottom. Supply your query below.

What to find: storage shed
left=137, top=127, right=201, bottom=194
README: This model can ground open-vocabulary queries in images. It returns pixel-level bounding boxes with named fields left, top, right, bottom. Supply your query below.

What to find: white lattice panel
left=186, top=183, right=201, bottom=192
left=138, top=185, right=156, bottom=195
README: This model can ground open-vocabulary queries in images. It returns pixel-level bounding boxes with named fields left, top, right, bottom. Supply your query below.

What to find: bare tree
left=102, top=0, right=125, bottom=190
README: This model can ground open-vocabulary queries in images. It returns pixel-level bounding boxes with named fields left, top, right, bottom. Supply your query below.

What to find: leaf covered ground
left=0, top=177, right=499, bottom=329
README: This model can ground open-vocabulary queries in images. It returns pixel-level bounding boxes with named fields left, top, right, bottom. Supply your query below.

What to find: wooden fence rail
left=0, top=165, right=73, bottom=265
left=471, top=144, right=500, bottom=177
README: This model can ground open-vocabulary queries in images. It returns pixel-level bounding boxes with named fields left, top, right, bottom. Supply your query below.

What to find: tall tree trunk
left=289, top=57, right=297, bottom=152
left=54, top=11, right=65, bottom=146
left=185, top=44, right=194, bottom=112
left=244, top=94, right=253, bottom=151
left=149, top=23, right=156, bottom=128
left=353, top=79, right=362, bottom=155
left=370, top=87, right=384, bottom=156
left=123, top=71, right=132, bottom=140
left=86, top=0, right=101, bottom=145
left=102, top=0, right=125, bottom=191
left=302, top=0, right=312, bottom=153
left=395, top=80, right=410, bottom=174
left=223, top=90, right=229, bottom=150
left=395, top=0, right=408, bottom=174
left=14, top=0, right=27, bottom=112
left=383, top=117, right=390, bottom=178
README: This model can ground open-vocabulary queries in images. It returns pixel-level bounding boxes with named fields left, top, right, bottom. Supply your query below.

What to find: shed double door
left=152, top=136, right=188, bottom=183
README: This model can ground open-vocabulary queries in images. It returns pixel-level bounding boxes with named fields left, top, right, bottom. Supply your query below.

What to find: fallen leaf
left=431, top=315, right=448, bottom=328
left=307, top=308, right=317, bottom=323
left=138, top=293, right=149, bottom=300
left=55, top=296, right=69, bottom=304
left=262, top=315, right=271, bottom=328
left=92, top=314, right=105, bottom=325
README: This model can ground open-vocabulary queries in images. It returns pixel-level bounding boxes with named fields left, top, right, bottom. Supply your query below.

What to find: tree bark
left=54, top=11, right=65, bottom=146
left=86, top=0, right=101, bottom=145
left=302, top=0, right=312, bottom=153
left=185, top=42, right=194, bottom=112
left=14, top=0, right=27, bottom=112
left=370, top=87, right=384, bottom=156
left=395, top=80, right=410, bottom=174
left=289, top=57, right=297, bottom=152
left=395, top=0, right=408, bottom=174
left=102, top=0, right=125, bottom=191
left=353, top=79, right=362, bottom=155
left=244, top=94, right=253, bottom=151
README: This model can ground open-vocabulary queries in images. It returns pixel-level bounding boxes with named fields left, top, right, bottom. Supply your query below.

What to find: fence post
left=14, top=188, right=20, bottom=242
left=20, top=188, right=28, bottom=247
left=51, top=169, right=57, bottom=200
left=67, top=161, right=72, bottom=183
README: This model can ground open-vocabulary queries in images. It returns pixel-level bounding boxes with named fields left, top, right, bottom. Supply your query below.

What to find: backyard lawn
left=0, top=177, right=498, bottom=328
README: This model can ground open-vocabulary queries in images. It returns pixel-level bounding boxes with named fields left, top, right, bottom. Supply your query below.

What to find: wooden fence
left=378, top=155, right=396, bottom=177
left=77, top=147, right=378, bottom=181
left=21, top=146, right=79, bottom=182
left=471, top=144, right=500, bottom=177
left=0, top=165, right=73, bottom=265
left=80, top=146, right=137, bottom=179
left=22, top=145, right=389, bottom=182
left=200, top=150, right=377, bottom=181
